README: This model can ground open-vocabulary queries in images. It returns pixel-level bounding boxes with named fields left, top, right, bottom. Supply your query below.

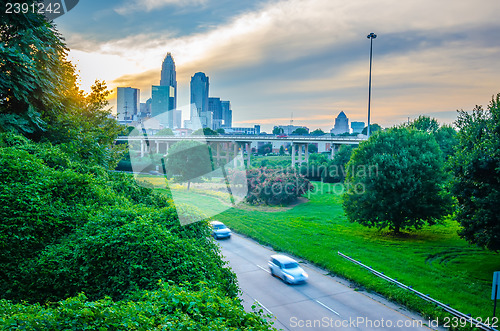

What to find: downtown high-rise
left=117, top=87, right=140, bottom=122
left=152, top=53, right=179, bottom=128
left=160, top=53, right=177, bottom=110
left=190, top=72, right=210, bottom=129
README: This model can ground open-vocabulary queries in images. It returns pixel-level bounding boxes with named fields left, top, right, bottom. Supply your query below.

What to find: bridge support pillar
left=233, top=142, right=238, bottom=167
left=216, top=143, right=221, bottom=166
left=246, top=143, right=251, bottom=167
left=305, top=144, right=309, bottom=164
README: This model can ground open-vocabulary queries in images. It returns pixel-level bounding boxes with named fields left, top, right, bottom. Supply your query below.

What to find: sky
left=55, top=0, right=500, bottom=132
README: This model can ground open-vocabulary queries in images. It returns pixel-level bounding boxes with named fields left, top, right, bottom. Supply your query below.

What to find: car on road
left=210, top=221, right=231, bottom=239
left=268, top=254, right=308, bottom=284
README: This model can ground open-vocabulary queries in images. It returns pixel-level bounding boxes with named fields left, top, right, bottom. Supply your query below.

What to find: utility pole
left=367, top=32, right=377, bottom=137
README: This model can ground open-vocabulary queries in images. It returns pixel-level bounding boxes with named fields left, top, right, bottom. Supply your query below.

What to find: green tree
left=0, top=4, right=69, bottom=137
left=258, top=143, right=272, bottom=155
left=434, top=125, right=457, bottom=160
left=192, top=127, right=218, bottom=136
left=273, top=127, right=284, bottom=135
left=0, top=8, right=124, bottom=168
left=308, top=143, right=318, bottom=153
left=164, top=140, right=213, bottom=190
left=450, top=93, right=500, bottom=251
left=279, top=145, right=285, bottom=155
left=216, top=128, right=225, bottom=134
left=361, top=124, right=382, bottom=135
left=155, top=128, right=174, bottom=136
left=311, top=128, right=325, bottom=136
left=321, top=145, right=355, bottom=183
left=408, top=116, right=458, bottom=160
left=292, top=127, right=309, bottom=135
left=343, top=127, right=453, bottom=234
left=409, top=115, right=439, bottom=133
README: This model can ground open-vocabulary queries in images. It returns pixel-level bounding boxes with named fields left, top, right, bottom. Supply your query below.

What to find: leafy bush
left=0, top=135, right=238, bottom=305
left=0, top=282, right=273, bottom=330
left=19, top=207, right=237, bottom=303
left=246, top=168, right=313, bottom=205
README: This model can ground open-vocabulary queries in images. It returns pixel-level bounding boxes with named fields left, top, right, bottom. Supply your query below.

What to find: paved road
left=218, top=233, right=444, bottom=331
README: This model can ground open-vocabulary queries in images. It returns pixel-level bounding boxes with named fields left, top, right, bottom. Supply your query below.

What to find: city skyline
left=56, top=0, right=500, bottom=132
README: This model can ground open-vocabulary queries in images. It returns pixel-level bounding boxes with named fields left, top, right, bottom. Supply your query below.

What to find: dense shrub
left=18, top=207, right=237, bottom=303
left=0, top=283, right=273, bottom=330
left=246, top=168, right=313, bottom=205
left=0, top=134, right=238, bottom=305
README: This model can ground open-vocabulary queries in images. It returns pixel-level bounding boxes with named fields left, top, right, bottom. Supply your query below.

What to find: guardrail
left=338, top=251, right=497, bottom=331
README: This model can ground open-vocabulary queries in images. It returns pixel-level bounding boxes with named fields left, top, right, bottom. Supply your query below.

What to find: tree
left=258, top=143, right=272, bottom=155
left=273, top=127, right=284, bottom=135
left=0, top=5, right=69, bottom=137
left=409, top=115, right=439, bottom=133
left=216, top=128, right=225, bottom=135
left=279, top=145, right=285, bottom=155
left=343, top=127, right=453, bottom=234
left=450, top=93, right=500, bottom=251
left=192, top=128, right=218, bottom=136
left=361, top=124, right=382, bottom=135
left=434, top=125, right=457, bottom=160
left=308, top=143, right=318, bottom=153
left=0, top=8, right=124, bottom=169
left=408, top=116, right=458, bottom=160
left=292, top=127, right=309, bottom=135
left=155, top=128, right=174, bottom=136
left=164, top=140, right=214, bottom=190
left=321, top=145, right=355, bottom=183
left=311, top=128, right=325, bottom=136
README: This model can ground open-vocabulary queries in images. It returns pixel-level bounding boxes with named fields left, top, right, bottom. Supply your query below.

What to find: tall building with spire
left=150, top=53, right=179, bottom=128
left=160, top=53, right=177, bottom=110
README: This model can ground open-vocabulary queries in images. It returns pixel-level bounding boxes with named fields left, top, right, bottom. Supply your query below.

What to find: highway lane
left=218, top=233, right=444, bottom=331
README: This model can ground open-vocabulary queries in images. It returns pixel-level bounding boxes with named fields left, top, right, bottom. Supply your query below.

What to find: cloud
left=66, top=0, right=500, bottom=130
left=115, top=0, right=208, bottom=15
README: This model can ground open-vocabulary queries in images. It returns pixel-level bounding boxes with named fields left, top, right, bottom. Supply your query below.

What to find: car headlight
left=302, top=272, right=308, bottom=277
left=285, top=273, right=295, bottom=280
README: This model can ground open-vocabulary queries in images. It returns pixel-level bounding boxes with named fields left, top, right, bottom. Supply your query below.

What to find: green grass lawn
left=212, top=183, right=499, bottom=324
left=151, top=177, right=499, bottom=326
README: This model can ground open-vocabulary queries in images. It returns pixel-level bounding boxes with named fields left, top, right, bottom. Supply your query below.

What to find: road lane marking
left=315, top=300, right=340, bottom=316
left=256, top=264, right=271, bottom=274
left=255, top=299, right=274, bottom=315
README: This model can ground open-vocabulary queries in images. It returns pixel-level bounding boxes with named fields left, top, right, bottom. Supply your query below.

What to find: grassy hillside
left=162, top=180, right=499, bottom=325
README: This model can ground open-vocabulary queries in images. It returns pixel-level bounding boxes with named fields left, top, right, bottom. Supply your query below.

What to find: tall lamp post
left=367, top=32, right=377, bottom=137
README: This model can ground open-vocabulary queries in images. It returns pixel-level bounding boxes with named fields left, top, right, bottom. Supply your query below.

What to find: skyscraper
left=330, top=111, right=349, bottom=135
left=160, top=53, right=177, bottom=110
left=117, top=87, right=140, bottom=121
left=221, top=100, right=232, bottom=128
left=209, top=97, right=223, bottom=130
left=151, top=85, right=175, bottom=128
left=351, top=121, right=365, bottom=134
left=190, top=72, right=210, bottom=129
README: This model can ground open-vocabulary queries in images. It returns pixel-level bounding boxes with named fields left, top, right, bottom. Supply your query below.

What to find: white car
left=268, top=254, right=308, bottom=284
left=210, top=221, right=231, bottom=239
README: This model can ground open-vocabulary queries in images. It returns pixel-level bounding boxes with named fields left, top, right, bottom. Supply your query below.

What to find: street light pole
left=367, top=32, right=377, bottom=138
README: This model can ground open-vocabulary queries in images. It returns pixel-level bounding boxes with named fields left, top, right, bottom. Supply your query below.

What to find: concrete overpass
left=116, top=135, right=366, bottom=166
